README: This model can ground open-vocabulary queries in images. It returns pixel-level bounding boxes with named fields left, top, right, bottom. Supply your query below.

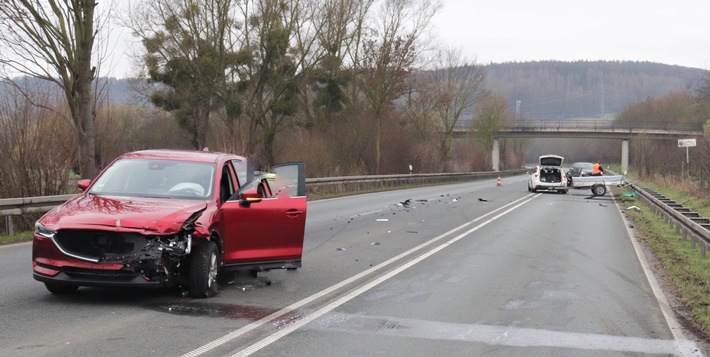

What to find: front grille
left=62, top=266, right=139, bottom=281
left=54, top=230, right=148, bottom=261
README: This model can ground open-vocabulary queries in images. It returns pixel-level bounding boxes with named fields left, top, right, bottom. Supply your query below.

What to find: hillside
left=482, top=60, right=706, bottom=120
left=3, top=61, right=705, bottom=121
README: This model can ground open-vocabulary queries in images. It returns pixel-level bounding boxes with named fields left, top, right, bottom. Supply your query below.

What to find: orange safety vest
left=592, top=163, right=602, bottom=175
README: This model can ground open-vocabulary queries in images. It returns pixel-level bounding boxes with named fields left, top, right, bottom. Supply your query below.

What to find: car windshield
left=89, top=159, right=215, bottom=199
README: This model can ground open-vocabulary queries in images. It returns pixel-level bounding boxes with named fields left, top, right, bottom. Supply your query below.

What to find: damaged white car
left=527, top=154, right=569, bottom=194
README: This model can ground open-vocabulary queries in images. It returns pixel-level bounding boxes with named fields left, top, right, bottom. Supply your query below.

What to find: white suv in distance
left=527, top=154, right=568, bottom=194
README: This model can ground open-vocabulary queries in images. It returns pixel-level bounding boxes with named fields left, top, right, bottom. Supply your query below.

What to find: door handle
left=285, top=209, right=303, bottom=218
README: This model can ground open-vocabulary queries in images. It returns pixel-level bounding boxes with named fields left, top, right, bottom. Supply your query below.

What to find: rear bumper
left=532, top=183, right=568, bottom=191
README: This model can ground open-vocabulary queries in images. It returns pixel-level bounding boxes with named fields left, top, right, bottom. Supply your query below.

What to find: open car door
left=220, top=163, right=307, bottom=269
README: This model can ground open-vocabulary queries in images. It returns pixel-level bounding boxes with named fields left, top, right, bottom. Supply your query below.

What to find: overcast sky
left=102, top=0, right=710, bottom=78
left=430, top=0, right=710, bottom=69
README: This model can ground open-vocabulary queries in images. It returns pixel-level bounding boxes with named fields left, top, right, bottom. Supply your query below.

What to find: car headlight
left=35, top=221, right=56, bottom=238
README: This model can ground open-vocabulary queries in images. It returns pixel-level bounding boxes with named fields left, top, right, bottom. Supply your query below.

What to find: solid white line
left=613, top=193, right=702, bottom=357
left=181, top=194, right=537, bottom=357
left=230, top=196, right=537, bottom=356
left=351, top=209, right=382, bottom=218
left=309, top=313, right=696, bottom=355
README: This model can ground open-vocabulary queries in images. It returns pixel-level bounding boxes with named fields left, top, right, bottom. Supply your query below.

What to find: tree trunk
left=263, top=127, right=277, bottom=168
left=374, top=114, right=381, bottom=175
left=75, top=0, right=97, bottom=178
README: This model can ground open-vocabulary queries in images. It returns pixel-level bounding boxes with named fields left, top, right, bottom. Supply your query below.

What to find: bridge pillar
left=621, top=139, right=629, bottom=174
left=492, top=139, right=500, bottom=172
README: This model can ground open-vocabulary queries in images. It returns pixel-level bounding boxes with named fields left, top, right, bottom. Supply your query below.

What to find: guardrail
left=0, top=169, right=527, bottom=235
left=629, top=182, right=710, bottom=258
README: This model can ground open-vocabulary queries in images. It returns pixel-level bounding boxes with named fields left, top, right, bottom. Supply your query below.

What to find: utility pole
left=515, top=100, right=521, bottom=120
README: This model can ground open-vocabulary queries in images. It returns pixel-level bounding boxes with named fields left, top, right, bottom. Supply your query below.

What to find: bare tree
left=472, top=94, right=509, bottom=169
left=425, top=48, right=484, bottom=169
left=126, top=0, right=242, bottom=150
left=0, top=0, right=101, bottom=177
left=353, top=0, right=439, bottom=174
left=234, top=0, right=342, bottom=165
left=0, top=85, right=75, bottom=198
left=305, top=0, right=374, bottom=124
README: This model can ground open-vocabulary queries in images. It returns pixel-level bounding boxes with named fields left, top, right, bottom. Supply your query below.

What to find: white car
left=527, top=154, right=568, bottom=193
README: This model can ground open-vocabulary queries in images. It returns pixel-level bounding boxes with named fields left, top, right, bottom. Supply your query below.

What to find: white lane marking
left=230, top=196, right=538, bottom=356
left=351, top=209, right=382, bottom=218
left=613, top=193, right=702, bottom=357
left=181, top=194, right=537, bottom=357
left=309, top=313, right=698, bottom=355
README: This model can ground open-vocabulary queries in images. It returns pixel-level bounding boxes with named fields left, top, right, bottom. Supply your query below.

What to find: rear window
left=540, top=156, right=563, bottom=166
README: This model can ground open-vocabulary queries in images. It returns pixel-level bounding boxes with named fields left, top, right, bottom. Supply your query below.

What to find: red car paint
left=32, top=149, right=307, bottom=295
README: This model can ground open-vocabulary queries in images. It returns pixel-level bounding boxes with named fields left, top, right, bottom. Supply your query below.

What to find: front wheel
left=189, top=241, right=220, bottom=298
left=591, top=184, right=607, bottom=196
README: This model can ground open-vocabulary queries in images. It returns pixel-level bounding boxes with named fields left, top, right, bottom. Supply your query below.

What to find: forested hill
left=3, top=61, right=705, bottom=121
left=482, top=60, right=706, bottom=120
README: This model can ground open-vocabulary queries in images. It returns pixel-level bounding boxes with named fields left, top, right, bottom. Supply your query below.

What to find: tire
left=45, top=283, right=78, bottom=295
left=527, top=185, right=532, bottom=192
left=591, top=184, right=607, bottom=197
left=189, top=241, right=220, bottom=298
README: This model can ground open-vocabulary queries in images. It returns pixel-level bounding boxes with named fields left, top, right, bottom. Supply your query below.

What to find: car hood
left=40, top=194, right=208, bottom=234
left=539, top=155, right=564, bottom=167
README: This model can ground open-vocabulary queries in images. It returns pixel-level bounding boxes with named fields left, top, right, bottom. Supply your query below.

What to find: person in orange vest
left=592, top=162, right=604, bottom=176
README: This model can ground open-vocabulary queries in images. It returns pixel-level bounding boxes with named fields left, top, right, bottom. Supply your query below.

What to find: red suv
left=32, top=149, right=307, bottom=298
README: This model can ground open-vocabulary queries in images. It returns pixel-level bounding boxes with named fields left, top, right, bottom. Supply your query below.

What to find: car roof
left=573, top=162, right=594, bottom=167
left=118, top=149, right=246, bottom=164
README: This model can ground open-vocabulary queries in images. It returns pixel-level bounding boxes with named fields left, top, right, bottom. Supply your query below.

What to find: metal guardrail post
left=631, top=181, right=710, bottom=259
left=4, top=216, right=13, bottom=236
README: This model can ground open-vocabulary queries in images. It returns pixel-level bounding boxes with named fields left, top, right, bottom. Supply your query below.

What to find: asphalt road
left=0, top=175, right=703, bottom=356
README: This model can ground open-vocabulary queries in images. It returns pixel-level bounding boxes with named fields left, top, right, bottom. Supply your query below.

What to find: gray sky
left=102, top=0, right=710, bottom=78
left=430, top=0, right=710, bottom=69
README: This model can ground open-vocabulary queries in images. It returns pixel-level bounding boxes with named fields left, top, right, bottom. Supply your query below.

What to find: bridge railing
left=506, top=120, right=703, bottom=132
left=456, top=119, right=703, bottom=132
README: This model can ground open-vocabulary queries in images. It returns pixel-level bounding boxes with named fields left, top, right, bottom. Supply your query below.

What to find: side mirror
left=77, top=179, right=91, bottom=191
left=239, top=187, right=263, bottom=206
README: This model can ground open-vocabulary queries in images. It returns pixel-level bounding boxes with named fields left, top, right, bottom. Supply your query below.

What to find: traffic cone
left=496, top=176, right=502, bottom=186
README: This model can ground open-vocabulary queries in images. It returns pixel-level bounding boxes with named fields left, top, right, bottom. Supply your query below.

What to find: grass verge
left=615, top=185, right=710, bottom=338
left=0, top=231, right=33, bottom=246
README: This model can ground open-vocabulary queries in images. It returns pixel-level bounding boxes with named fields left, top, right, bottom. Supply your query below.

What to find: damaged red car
left=32, top=149, right=307, bottom=298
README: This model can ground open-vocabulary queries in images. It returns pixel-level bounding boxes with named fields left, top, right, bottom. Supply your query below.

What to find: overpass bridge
left=453, top=119, right=704, bottom=173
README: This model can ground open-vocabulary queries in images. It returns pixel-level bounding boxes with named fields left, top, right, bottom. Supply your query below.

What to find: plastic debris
left=376, top=218, right=389, bottom=222
left=621, top=190, right=637, bottom=198
left=478, top=198, right=488, bottom=202
left=626, top=206, right=640, bottom=211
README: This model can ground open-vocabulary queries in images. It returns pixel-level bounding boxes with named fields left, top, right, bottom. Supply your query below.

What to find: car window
left=90, top=159, right=215, bottom=199
left=219, top=162, right=237, bottom=203
left=237, top=176, right=274, bottom=199
left=231, top=159, right=247, bottom=187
